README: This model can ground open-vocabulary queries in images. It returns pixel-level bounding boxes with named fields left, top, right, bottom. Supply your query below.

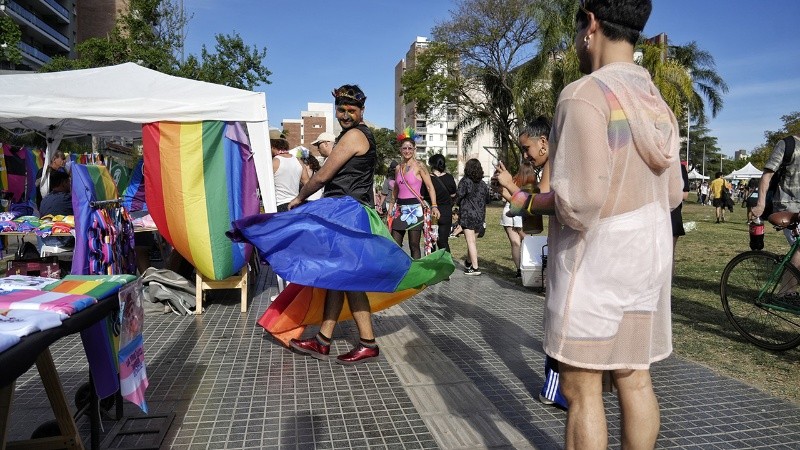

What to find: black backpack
left=762, top=136, right=796, bottom=219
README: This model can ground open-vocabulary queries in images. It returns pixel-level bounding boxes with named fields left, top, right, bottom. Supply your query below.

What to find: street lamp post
left=686, top=104, right=690, bottom=166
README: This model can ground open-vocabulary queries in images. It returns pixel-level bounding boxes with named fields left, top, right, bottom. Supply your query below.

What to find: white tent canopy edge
left=0, top=62, right=276, bottom=212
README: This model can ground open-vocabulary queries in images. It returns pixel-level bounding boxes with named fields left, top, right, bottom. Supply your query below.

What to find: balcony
left=6, top=1, right=70, bottom=50
left=18, top=41, right=51, bottom=66
left=38, top=0, right=70, bottom=22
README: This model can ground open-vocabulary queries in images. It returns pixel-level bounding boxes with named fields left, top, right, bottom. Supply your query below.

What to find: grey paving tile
left=5, top=263, right=800, bottom=449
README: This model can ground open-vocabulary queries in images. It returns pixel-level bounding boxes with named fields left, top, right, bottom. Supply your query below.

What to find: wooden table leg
left=35, top=348, right=85, bottom=450
left=0, top=381, right=14, bottom=450
left=195, top=272, right=203, bottom=315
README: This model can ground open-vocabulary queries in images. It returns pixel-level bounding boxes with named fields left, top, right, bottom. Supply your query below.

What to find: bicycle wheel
left=720, top=251, right=800, bottom=351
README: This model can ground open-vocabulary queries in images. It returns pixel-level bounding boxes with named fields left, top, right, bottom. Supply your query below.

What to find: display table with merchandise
left=0, top=283, right=129, bottom=450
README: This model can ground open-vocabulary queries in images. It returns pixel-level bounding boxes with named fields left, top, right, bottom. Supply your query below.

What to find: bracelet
left=526, top=193, right=537, bottom=215
left=432, top=204, right=438, bottom=208
left=508, top=189, right=530, bottom=215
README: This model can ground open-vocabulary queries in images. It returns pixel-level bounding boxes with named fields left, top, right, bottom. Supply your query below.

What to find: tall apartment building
left=281, top=102, right=338, bottom=157
left=76, top=0, right=126, bottom=43
left=1, top=0, right=127, bottom=72
left=1, top=0, right=75, bottom=70
left=394, top=36, right=459, bottom=160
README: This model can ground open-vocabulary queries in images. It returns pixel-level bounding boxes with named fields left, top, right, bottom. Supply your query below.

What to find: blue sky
left=183, top=0, right=800, bottom=157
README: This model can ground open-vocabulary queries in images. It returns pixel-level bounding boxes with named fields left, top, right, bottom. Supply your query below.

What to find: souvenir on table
left=117, top=280, right=149, bottom=413
left=0, top=274, right=60, bottom=291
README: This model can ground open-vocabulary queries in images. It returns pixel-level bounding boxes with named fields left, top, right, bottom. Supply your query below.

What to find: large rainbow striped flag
left=143, top=121, right=258, bottom=280
left=228, top=196, right=455, bottom=345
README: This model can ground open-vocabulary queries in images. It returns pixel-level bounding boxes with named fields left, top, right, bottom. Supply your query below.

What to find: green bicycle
left=720, top=211, right=800, bottom=351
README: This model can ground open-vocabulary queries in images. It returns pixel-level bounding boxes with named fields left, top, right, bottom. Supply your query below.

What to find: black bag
left=762, top=136, right=796, bottom=219
left=477, top=222, right=486, bottom=238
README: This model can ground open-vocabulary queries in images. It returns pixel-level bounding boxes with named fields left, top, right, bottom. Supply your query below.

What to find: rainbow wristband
left=508, top=190, right=530, bottom=216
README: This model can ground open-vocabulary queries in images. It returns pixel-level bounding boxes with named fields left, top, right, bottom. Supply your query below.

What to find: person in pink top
left=388, top=132, right=440, bottom=259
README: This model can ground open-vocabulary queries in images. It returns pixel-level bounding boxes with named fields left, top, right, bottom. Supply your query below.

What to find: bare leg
left=464, top=229, right=479, bottom=268
left=345, top=291, right=374, bottom=340
left=612, top=369, right=660, bottom=450
left=559, top=362, right=607, bottom=450
left=319, top=289, right=345, bottom=338
left=505, top=226, right=523, bottom=270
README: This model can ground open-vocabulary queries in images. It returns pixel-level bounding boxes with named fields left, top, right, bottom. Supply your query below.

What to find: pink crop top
left=395, top=167, right=423, bottom=200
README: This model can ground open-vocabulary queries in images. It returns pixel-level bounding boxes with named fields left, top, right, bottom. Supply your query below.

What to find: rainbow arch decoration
left=143, top=121, right=258, bottom=280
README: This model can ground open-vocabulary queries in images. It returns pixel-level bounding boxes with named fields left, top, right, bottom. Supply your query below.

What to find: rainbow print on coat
left=143, top=121, right=258, bottom=280
left=228, top=196, right=455, bottom=345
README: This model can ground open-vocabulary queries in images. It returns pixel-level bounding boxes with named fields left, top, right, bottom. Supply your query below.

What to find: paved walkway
left=5, top=263, right=800, bottom=449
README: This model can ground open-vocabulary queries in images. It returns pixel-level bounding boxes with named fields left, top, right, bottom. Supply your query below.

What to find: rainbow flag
left=0, top=290, right=96, bottom=317
left=120, top=158, right=146, bottom=212
left=143, top=121, right=258, bottom=280
left=228, top=196, right=455, bottom=345
left=70, top=164, right=120, bottom=276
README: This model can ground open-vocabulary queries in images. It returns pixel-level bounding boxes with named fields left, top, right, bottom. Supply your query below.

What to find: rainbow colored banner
left=70, top=164, right=120, bottom=276
left=143, top=121, right=258, bottom=280
left=229, top=197, right=455, bottom=345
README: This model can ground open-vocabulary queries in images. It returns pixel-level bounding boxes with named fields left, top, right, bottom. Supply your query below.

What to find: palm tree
left=671, top=41, right=729, bottom=122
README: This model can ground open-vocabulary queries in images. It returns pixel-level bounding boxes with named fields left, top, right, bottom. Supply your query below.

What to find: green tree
left=41, top=0, right=185, bottom=73
left=175, top=33, right=270, bottom=90
left=40, top=0, right=270, bottom=90
left=750, top=111, right=800, bottom=168
left=401, top=0, right=548, bottom=165
left=0, top=16, right=22, bottom=65
left=671, top=41, right=729, bottom=122
left=370, top=127, right=399, bottom=176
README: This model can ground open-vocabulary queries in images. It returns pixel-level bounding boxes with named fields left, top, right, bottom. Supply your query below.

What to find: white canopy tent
left=687, top=168, right=709, bottom=180
left=0, top=62, right=276, bottom=211
left=725, top=162, right=763, bottom=181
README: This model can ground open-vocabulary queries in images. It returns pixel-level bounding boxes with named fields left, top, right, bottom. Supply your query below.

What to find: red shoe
left=289, top=337, right=330, bottom=360
left=335, top=344, right=380, bottom=365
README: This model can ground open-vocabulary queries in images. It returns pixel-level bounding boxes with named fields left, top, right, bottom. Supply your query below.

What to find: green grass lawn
left=447, top=196, right=800, bottom=404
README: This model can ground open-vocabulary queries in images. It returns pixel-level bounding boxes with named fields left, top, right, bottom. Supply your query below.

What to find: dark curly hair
left=576, top=0, right=651, bottom=45
left=464, top=158, right=484, bottom=183
left=303, top=156, right=321, bottom=172
left=428, top=154, right=447, bottom=173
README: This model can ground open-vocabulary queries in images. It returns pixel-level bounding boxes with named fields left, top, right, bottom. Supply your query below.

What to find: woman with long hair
left=457, top=158, right=488, bottom=275
left=301, top=152, right=323, bottom=201
left=388, top=131, right=440, bottom=259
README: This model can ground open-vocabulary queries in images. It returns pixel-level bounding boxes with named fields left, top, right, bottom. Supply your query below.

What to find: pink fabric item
left=0, top=290, right=97, bottom=317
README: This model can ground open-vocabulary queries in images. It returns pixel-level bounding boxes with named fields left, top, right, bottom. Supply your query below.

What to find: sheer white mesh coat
left=545, top=63, right=684, bottom=370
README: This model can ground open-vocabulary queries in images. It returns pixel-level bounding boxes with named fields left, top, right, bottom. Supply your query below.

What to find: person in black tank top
left=286, top=84, right=380, bottom=365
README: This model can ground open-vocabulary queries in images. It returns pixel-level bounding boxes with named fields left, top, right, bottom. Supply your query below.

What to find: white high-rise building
left=394, top=36, right=498, bottom=177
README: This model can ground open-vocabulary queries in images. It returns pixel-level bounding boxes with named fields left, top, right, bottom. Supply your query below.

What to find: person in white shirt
left=271, top=129, right=308, bottom=211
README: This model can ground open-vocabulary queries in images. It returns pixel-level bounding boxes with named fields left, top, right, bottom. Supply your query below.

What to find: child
left=449, top=207, right=463, bottom=237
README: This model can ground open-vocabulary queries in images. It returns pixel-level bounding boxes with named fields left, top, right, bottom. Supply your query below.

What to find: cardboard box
left=520, top=236, right=547, bottom=288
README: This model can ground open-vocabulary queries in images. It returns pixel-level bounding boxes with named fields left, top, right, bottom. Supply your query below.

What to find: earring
left=584, top=35, right=590, bottom=48
left=539, top=147, right=547, bottom=156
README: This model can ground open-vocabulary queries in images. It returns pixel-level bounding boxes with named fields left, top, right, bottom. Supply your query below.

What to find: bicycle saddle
left=767, top=211, right=799, bottom=228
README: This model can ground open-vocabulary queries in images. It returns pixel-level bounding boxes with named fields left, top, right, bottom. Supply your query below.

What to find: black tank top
left=323, top=124, right=376, bottom=205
